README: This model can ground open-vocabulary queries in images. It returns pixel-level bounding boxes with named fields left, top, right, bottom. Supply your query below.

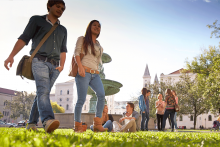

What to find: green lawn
left=0, top=128, right=219, bottom=147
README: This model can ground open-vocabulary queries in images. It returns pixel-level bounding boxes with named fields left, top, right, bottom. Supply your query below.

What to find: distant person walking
left=4, top=0, right=67, bottom=133
left=139, top=88, right=151, bottom=131
left=162, top=89, right=176, bottom=132
left=90, top=105, right=114, bottom=132
left=73, top=20, right=107, bottom=132
left=172, top=90, right=178, bottom=132
left=155, top=94, right=165, bottom=131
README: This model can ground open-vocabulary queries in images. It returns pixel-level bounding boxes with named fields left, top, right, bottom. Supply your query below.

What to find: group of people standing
left=138, top=88, right=178, bottom=132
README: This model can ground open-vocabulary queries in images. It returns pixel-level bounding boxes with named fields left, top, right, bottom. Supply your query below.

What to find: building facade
left=51, top=79, right=115, bottom=114
left=0, top=88, right=17, bottom=123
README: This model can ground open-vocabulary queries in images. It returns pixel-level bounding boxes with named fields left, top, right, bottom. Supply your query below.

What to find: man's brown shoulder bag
left=16, top=24, right=58, bottom=80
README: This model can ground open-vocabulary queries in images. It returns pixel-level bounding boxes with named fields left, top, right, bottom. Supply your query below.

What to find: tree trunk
left=194, top=106, right=197, bottom=129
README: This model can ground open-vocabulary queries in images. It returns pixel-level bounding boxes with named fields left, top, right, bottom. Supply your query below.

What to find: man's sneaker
left=44, top=119, right=60, bottom=133
left=175, top=129, right=178, bottom=132
left=26, top=123, right=38, bottom=131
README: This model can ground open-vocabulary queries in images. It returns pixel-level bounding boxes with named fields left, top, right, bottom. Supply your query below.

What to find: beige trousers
left=113, top=119, right=136, bottom=132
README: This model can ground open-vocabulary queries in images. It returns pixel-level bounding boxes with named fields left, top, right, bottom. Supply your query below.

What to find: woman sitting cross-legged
left=90, top=105, right=114, bottom=132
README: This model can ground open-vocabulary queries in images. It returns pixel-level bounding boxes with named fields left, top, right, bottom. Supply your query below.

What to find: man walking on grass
left=4, top=0, right=67, bottom=133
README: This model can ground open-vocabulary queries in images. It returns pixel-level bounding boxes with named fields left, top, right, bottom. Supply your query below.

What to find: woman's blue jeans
left=90, top=120, right=113, bottom=132
left=141, top=111, right=149, bottom=131
left=29, top=58, right=60, bottom=126
left=174, top=112, right=178, bottom=129
left=162, top=109, right=175, bottom=129
left=75, top=72, right=105, bottom=123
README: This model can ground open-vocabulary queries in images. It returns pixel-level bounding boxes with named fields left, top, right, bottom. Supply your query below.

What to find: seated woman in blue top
left=138, top=88, right=151, bottom=131
left=90, top=105, right=114, bottom=132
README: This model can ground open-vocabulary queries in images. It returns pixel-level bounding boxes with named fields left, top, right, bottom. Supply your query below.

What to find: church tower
left=154, top=74, right=159, bottom=84
left=143, top=64, right=151, bottom=88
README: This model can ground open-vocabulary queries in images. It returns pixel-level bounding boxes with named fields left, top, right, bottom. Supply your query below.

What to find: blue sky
left=0, top=0, right=219, bottom=101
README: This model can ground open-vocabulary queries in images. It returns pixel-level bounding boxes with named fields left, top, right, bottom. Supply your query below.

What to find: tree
left=185, top=46, right=220, bottom=113
left=178, top=74, right=210, bottom=129
left=4, top=91, right=35, bottom=120
left=207, top=20, right=220, bottom=39
left=204, top=54, right=220, bottom=113
left=51, top=101, right=65, bottom=113
left=0, top=112, right=3, bottom=119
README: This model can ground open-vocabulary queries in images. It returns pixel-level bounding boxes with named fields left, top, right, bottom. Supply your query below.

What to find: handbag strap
left=29, top=23, right=59, bottom=61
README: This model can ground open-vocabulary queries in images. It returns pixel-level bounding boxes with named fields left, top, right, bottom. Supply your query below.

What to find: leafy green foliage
left=0, top=128, right=219, bottom=147
left=185, top=46, right=220, bottom=113
left=207, top=20, right=220, bottom=39
left=51, top=101, right=65, bottom=113
left=4, top=91, right=35, bottom=120
left=0, top=111, right=3, bottom=119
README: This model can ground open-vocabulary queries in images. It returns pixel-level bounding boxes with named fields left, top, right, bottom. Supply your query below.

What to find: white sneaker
left=175, top=129, right=178, bottom=132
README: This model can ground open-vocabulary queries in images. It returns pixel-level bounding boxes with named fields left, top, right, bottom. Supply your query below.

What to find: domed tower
left=143, top=64, right=151, bottom=88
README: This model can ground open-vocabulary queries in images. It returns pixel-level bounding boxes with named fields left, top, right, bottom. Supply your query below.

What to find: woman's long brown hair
left=83, top=20, right=101, bottom=56
left=142, top=88, right=147, bottom=98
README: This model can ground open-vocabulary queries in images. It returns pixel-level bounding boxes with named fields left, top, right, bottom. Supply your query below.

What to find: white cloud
left=204, top=0, right=211, bottom=2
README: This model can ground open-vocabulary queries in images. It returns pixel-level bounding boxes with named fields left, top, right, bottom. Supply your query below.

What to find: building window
left=60, top=90, right=62, bottom=95
left=190, top=115, right=193, bottom=121
left=208, top=115, right=212, bottom=121
left=66, top=104, right=69, bottom=110
left=84, top=105, right=86, bottom=110
left=110, top=110, right=111, bottom=114
left=3, top=111, right=4, bottom=116
left=67, top=98, right=69, bottom=101
left=60, top=98, right=62, bottom=102
left=199, top=117, right=201, bottom=120
left=180, top=116, right=183, bottom=121
left=115, top=112, right=116, bottom=114
left=145, top=84, right=147, bottom=87
left=67, top=90, right=69, bottom=95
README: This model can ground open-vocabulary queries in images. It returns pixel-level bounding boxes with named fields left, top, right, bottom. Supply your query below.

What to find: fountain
left=88, top=53, right=123, bottom=113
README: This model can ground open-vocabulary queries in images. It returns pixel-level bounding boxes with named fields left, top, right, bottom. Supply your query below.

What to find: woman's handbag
left=16, top=24, right=58, bottom=80
left=68, top=44, right=84, bottom=77
left=174, top=102, right=180, bottom=112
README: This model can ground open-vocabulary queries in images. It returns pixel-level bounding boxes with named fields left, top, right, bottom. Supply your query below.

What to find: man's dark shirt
left=18, top=15, right=67, bottom=61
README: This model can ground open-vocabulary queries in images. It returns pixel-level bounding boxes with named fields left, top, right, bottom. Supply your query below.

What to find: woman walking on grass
left=162, top=89, right=176, bottom=132
left=73, top=20, right=107, bottom=132
left=155, top=94, right=165, bottom=131
left=172, top=90, right=178, bottom=132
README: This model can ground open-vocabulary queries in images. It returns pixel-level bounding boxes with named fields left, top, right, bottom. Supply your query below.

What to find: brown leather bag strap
left=29, top=23, right=59, bottom=61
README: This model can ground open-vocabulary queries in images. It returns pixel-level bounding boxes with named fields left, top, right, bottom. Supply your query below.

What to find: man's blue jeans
left=174, top=112, right=178, bottom=129
left=74, top=72, right=105, bottom=122
left=90, top=120, right=113, bottom=132
left=29, top=58, right=60, bottom=125
left=141, top=111, right=149, bottom=131
left=162, top=109, right=175, bottom=129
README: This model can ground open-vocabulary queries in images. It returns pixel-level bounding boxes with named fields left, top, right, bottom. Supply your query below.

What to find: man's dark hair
left=147, top=90, right=151, bottom=93
left=47, top=0, right=65, bottom=12
left=127, top=102, right=134, bottom=111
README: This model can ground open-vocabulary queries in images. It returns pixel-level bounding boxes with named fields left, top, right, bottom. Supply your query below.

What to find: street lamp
left=205, top=118, right=206, bottom=129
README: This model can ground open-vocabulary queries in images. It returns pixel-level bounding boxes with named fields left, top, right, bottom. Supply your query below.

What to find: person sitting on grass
left=113, top=102, right=139, bottom=132
left=90, top=105, right=114, bottom=132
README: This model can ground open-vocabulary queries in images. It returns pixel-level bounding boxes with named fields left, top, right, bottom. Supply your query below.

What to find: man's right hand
left=4, top=56, right=14, bottom=70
